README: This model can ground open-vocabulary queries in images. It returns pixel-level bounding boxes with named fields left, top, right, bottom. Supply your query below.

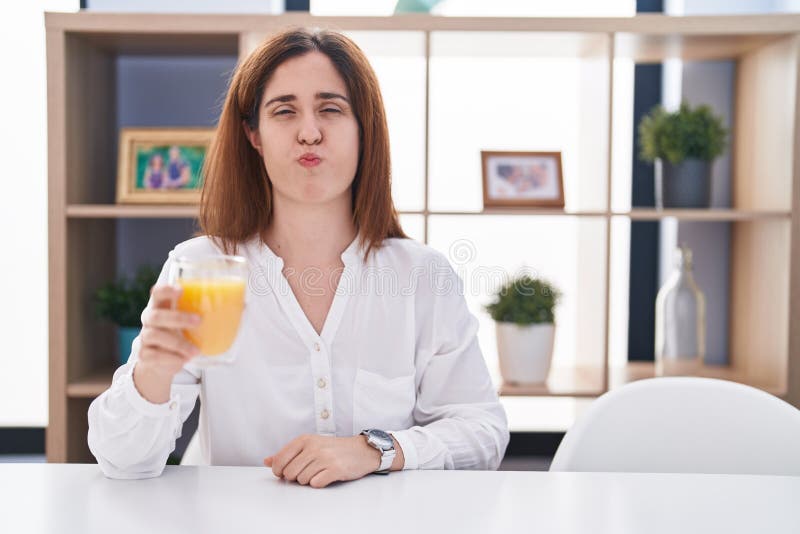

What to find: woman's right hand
left=132, top=285, right=201, bottom=403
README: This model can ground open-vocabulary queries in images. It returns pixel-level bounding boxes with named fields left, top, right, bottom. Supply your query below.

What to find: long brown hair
left=198, top=27, right=407, bottom=262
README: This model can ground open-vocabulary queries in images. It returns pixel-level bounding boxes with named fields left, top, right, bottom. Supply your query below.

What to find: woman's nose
left=297, top=115, right=322, bottom=145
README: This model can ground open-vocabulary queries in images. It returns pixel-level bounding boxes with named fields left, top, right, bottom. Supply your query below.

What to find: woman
left=88, top=27, right=509, bottom=487
left=143, top=153, right=166, bottom=189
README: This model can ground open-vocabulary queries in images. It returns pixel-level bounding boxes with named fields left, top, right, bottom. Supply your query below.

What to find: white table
left=1, top=464, right=798, bottom=533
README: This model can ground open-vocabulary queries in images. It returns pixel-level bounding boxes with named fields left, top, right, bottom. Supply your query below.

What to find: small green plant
left=94, top=265, right=160, bottom=328
left=638, top=101, right=728, bottom=164
left=484, top=274, right=561, bottom=325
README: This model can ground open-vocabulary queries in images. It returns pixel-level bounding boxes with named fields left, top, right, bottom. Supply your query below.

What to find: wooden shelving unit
left=46, top=11, right=800, bottom=462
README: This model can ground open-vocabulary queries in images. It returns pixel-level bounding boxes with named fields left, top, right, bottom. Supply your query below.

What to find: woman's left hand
left=264, top=434, right=381, bottom=488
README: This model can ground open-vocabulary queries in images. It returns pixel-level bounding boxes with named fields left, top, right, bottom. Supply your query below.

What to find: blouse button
left=169, top=401, right=177, bottom=411
left=320, top=409, right=330, bottom=420
left=317, top=378, right=327, bottom=389
left=314, top=342, right=321, bottom=352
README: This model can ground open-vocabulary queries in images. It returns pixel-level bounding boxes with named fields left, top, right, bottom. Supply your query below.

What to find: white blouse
left=87, top=234, right=510, bottom=479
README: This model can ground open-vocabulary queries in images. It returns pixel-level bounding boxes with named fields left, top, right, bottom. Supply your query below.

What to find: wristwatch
left=360, top=429, right=395, bottom=474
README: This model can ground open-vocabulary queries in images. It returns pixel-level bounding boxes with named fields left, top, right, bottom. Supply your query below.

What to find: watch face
left=365, top=429, right=393, bottom=450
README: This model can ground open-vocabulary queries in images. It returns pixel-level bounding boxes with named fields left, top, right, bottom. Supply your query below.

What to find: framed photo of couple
left=481, top=151, right=565, bottom=209
left=116, top=127, right=214, bottom=204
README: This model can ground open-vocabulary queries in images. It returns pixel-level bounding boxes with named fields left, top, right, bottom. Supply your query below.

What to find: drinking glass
left=168, top=254, right=249, bottom=367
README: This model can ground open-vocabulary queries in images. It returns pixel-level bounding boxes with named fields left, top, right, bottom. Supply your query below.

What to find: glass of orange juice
left=168, top=254, right=249, bottom=367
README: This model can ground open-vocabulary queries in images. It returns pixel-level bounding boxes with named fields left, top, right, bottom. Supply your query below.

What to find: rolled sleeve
left=121, top=362, right=182, bottom=418
left=389, top=429, right=419, bottom=470
left=87, top=250, right=202, bottom=479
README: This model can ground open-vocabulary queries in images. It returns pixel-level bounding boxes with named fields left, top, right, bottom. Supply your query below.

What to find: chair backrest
left=179, top=431, right=204, bottom=466
left=549, top=377, right=800, bottom=476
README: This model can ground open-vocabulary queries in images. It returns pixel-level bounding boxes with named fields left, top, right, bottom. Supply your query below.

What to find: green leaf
left=483, top=274, right=561, bottom=325
left=638, top=100, right=729, bottom=164
left=93, top=265, right=160, bottom=327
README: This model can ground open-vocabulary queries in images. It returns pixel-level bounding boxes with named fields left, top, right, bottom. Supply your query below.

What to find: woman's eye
left=272, top=108, right=341, bottom=116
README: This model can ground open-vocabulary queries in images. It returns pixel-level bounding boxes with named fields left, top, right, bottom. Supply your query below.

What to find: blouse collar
left=252, top=233, right=365, bottom=269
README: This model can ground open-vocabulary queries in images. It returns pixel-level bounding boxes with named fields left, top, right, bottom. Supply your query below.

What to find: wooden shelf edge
left=67, top=204, right=199, bottom=218
left=610, top=362, right=787, bottom=397
left=497, top=362, right=787, bottom=398
left=498, top=366, right=605, bottom=397
left=498, top=388, right=604, bottom=398
left=432, top=209, right=607, bottom=217
left=67, top=368, right=116, bottom=398
left=65, top=205, right=792, bottom=221
left=619, top=209, right=792, bottom=221
left=45, top=12, right=800, bottom=36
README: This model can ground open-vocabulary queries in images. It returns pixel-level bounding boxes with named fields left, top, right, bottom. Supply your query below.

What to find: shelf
left=45, top=12, right=800, bottom=36
left=65, top=205, right=794, bottom=221
left=617, top=209, right=792, bottom=221
left=498, top=366, right=605, bottom=397
left=67, top=367, right=116, bottom=398
left=66, top=205, right=611, bottom=219
left=610, top=362, right=786, bottom=396
left=67, top=362, right=787, bottom=399
left=67, top=204, right=199, bottom=218
left=427, top=209, right=607, bottom=217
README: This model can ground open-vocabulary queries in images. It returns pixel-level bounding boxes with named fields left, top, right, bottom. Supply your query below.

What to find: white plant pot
left=495, top=322, right=556, bottom=385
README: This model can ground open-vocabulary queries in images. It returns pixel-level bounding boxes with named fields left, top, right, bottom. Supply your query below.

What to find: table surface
left=1, top=464, right=799, bottom=534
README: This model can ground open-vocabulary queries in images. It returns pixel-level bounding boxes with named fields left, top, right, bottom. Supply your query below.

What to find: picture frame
left=116, top=127, right=215, bottom=204
left=481, top=151, right=565, bottom=209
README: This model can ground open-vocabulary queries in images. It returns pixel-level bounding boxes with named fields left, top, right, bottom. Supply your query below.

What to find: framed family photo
left=481, top=151, right=565, bottom=209
left=116, top=127, right=215, bottom=204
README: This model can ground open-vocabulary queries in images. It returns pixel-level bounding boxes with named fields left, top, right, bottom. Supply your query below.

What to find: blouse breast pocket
left=352, top=369, right=416, bottom=434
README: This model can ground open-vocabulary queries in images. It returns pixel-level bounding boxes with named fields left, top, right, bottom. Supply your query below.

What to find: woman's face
left=244, top=51, right=360, bottom=206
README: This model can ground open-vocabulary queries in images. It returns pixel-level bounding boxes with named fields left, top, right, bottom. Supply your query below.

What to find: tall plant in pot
left=485, top=274, right=561, bottom=385
left=638, top=101, right=728, bottom=209
left=94, top=265, right=159, bottom=365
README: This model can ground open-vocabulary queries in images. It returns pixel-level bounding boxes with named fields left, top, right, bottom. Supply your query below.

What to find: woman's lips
left=298, top=157, right=321, bottom=168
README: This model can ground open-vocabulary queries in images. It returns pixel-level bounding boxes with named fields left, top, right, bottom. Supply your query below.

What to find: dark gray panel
left=116, top=218, right=201, bottom=279
left=114, top=54, right=237, bottom=279
left=678, top=60, right=734, bottom=365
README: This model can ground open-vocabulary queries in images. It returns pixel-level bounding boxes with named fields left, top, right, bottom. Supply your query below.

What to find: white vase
left=495, top=322, right=556, bottom=384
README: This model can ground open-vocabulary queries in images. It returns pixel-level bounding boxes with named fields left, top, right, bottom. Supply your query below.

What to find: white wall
left=0, top=1, right=79, bottom=427
left=87, top=0, right=284, bottom=13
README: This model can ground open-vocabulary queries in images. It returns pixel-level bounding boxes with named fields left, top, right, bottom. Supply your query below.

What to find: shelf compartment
left=67, top=32, right=238, bottom=56
left=614, top=32, right=790, bottom=62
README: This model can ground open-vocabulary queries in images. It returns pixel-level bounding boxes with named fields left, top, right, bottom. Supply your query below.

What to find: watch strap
left=361, top=429, right=395, bottom=473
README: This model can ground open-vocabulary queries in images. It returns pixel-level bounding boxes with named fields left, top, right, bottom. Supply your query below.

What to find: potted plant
left=638, top=101, right=729, bottom=209
left=484, top=274, right=561, bottom=385
left=94, top=265, right=159, bottom=365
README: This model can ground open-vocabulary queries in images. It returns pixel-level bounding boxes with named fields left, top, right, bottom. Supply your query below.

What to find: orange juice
left=176, top=277, right=246, bottom=356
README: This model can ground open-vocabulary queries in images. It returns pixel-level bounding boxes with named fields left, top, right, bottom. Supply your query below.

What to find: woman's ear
left=242, top=120, right=263, bottom=156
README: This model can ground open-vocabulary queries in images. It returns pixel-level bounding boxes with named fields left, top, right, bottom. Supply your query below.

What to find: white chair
left=179, top=431, right=204, bottom=466
left=549, top=377, right=800, bottom=476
